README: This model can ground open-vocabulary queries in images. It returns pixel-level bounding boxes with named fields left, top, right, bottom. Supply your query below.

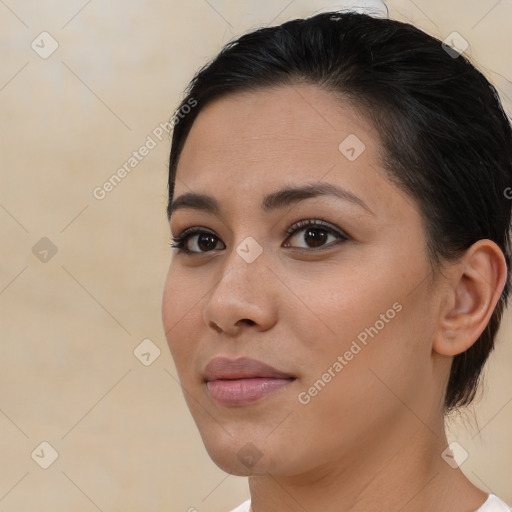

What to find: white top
left=476, top=494, right=512, bottom=511
left=229, top=494, right=511, bottom=512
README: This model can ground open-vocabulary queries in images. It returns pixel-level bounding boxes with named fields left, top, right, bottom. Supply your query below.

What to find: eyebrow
left=167, top=181, right=374, bottom=219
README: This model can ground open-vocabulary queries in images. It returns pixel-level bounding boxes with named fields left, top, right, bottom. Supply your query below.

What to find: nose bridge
left=202, top=234, right=273, bottom=332
left=216, top=234, right=267, bottom=295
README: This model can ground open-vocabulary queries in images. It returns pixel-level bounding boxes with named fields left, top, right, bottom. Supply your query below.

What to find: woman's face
left=162, top=85, right=447, bottom=477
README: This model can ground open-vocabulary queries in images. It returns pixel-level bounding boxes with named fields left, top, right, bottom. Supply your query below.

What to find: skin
left=161, top=84, right=507, bottom=512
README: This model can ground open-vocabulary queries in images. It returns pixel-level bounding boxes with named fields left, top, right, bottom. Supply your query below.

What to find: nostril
left=210, top=321, right=222, bottom=333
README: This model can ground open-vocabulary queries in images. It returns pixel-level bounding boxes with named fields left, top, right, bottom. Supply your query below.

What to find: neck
left=247, top=413, right=487, bottom=512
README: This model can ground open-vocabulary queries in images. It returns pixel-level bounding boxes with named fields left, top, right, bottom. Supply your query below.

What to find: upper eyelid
left=285, top=219, right=347, bottom=238
left=173, top=220, right=345, bottom=238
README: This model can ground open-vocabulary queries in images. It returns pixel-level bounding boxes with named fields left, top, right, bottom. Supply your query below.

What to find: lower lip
left=206, top=378, right=294, bottom=406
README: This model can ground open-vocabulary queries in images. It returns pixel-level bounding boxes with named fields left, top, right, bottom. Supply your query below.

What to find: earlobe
left=433, top=239, right=508, bottom=357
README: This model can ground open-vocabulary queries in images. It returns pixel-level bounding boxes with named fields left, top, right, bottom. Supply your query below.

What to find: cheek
left=288, top=257, right=401, bottom=355
left=290, top=247, right=432, bottom=396
left=162, top=267, right=202, bottom=375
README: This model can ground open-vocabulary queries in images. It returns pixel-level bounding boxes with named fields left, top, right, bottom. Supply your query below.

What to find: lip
left=203, top=357, right=296, bottom=406
left=203, top=356, right=295, bottom=381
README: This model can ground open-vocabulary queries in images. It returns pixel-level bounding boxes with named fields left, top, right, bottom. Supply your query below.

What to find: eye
left=283, top=219, right=347, bottom=250
left=170, top=219, right=347, bottom=255
left=170, top=227, right=224, bottom=255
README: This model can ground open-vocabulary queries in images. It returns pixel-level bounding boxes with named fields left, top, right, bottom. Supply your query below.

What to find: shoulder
left=476, top=494, right=511, bottom=511
left=228, top=498, right=251, bottom=512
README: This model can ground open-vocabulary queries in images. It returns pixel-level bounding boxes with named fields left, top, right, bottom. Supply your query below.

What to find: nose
left=202, top=243, right=278, bottom=337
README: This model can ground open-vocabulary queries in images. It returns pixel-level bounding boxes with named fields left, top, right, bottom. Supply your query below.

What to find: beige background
left=0, top=1, right=511, bottom=510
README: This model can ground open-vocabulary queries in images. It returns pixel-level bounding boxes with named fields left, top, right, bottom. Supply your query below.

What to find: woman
left=162, top=10, right=512, bottom=512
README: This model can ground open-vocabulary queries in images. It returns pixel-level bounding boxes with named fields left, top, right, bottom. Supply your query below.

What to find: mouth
left=202, top=356, right=296, bottom=407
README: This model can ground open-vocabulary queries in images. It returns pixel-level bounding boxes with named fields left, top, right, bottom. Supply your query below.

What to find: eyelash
left=169, top=219, right=348, bottom=255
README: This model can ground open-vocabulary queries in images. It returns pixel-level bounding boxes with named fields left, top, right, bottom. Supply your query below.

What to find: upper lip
left=202, top=357, right=295, bottom=381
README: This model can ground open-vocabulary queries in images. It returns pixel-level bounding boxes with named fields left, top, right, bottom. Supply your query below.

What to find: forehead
left=173, top=84, right=403, bottom=217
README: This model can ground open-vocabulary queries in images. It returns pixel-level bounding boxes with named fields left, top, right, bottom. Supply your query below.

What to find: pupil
left=198, top=234, right=216, bottom=251
left=306, top=228, right=327, bottom=247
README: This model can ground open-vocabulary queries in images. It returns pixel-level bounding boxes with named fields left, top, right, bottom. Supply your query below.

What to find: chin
left=206, top=446, right=278, bottom=476
left=198, top=427, right=279, bottom=476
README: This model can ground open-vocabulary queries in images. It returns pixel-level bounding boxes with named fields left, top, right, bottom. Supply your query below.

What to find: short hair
left=166, top=11, right=512, bottom=414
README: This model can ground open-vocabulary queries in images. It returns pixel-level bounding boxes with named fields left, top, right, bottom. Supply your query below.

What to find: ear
left=433, top=239, right=508, bottom=357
